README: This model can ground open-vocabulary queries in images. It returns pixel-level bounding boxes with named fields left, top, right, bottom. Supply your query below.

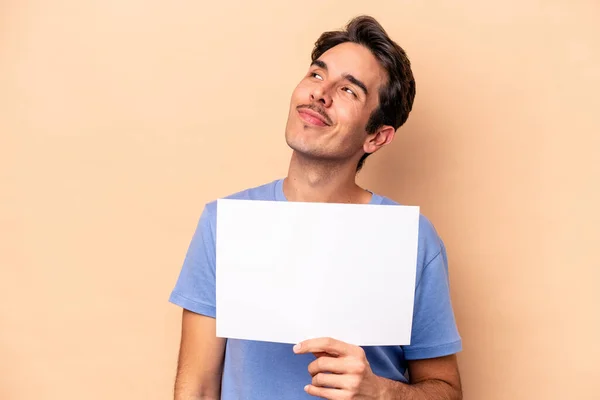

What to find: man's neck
left=283, top=152, right=372, bottom=204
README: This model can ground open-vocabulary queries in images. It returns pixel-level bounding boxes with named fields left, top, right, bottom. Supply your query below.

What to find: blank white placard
left=215, top=199, right=420, bottom=346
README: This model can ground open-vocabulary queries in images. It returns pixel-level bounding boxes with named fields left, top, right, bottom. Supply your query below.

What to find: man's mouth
left=297, top=106, right=331, bottom=127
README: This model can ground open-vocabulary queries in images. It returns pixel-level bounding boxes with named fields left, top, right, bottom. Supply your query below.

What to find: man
left=169, top=15, right=462, bottom=399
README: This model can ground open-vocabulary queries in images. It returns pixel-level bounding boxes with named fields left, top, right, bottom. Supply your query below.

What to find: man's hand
left=293, top=337, right=385, bottom=399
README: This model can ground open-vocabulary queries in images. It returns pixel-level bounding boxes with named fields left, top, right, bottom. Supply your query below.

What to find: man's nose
left=310, top=85, right=332, bottom=107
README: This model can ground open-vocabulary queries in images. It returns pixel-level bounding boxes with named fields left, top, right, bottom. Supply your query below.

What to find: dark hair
left=311, top=15, right=416, bottom=171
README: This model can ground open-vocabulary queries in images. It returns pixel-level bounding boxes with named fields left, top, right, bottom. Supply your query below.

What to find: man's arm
left=174, top=310, right=226, bottom=400
left=377, top=355, right=462, bottom=399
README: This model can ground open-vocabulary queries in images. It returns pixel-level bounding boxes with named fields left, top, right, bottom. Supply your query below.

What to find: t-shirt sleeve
left=168, top=203, right=217, bottom=318
left=403, top=239, right=462, bottom=360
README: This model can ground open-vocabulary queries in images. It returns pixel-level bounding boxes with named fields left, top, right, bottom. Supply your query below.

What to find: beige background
left=1, top=0, right=599, bottom=399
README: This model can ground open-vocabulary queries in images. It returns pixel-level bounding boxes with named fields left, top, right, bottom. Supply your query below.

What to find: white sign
left=215, top=199, right=420, bottom=346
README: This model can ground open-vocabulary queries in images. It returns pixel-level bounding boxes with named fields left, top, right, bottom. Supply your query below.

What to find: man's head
left=284, top=16, right=416, bottom=172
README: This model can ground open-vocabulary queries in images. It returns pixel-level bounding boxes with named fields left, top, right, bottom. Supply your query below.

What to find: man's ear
left=363, top=125, right=396, bottom=155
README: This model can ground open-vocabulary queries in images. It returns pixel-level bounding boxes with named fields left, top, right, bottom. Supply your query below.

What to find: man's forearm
left=377, top=376, right=462, bottom=400
left=173, top=389, right=219, bottom=400
left=173, top=376, right=220, bottom=400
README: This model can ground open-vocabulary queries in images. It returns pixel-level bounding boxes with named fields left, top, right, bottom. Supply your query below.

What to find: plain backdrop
left=1, top=1, right=599, bottom=399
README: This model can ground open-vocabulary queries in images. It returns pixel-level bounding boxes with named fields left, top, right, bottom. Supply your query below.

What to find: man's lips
left=297, top=108, right=330, bottom=127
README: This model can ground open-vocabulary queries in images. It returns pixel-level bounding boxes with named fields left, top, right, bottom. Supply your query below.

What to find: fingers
left=308, top=356, right=347, bottom=376
left=311, top=372, right=361, bottom=391
left=304, top=384, right=347, bottom=399
left=308, top=355, right=367, bottom=376
left=294, top=337, right=370, bottom=399
left=311, top=351, right=330, bottom=359
left=294, top=337, right=362, bottom=357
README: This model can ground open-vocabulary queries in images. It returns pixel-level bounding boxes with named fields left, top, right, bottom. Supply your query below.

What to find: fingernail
left=304, top=385, right=309, bottom=392
left=293, top=343, right=301, bottom=352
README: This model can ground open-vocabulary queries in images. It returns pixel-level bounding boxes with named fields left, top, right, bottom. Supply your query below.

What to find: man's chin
left=285, top=128, right=327, bottom=157
left=285, top=139, right=312, bottom=157
left=286, top=142, right=330, bottom=161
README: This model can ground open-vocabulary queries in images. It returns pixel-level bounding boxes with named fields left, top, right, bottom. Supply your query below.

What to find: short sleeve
left=403, top=239, right=462, bottom=360
left=169, top=203, right=217, bottom=318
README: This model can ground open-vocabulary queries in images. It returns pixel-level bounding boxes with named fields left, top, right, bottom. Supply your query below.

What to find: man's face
left=284, top=42, right=388, bottom=164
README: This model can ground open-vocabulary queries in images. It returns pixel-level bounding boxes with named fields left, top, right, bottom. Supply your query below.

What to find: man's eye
left=311, top=72, right=323, bottom=80
left=342, top=87, right=356, bottom=96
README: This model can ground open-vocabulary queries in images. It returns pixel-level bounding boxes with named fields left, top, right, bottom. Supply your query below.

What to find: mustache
left=296, top=104, right=332, bottom=126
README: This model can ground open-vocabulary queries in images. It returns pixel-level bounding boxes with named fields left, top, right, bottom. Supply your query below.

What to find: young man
left=169, top=15, right=462, bottom=400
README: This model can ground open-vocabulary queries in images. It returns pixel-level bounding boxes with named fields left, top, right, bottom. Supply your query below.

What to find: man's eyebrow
left=311, top=59, right=328, bottom=70
left=343, top=73, right=368, bottom=96
left=310, top=59, right=369, bottom=96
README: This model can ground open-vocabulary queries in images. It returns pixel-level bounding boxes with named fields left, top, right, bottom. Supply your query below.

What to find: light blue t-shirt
left=169, top=179, right=462, bottom=399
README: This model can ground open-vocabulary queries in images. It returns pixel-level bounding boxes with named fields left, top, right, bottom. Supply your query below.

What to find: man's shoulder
left=222, top=179, right=281, bottom=201
left=203, top=178, right=282, bottom=215
left=376, top=193, right=444, bottom=259
left=377, top=195, right=441, bottom=240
